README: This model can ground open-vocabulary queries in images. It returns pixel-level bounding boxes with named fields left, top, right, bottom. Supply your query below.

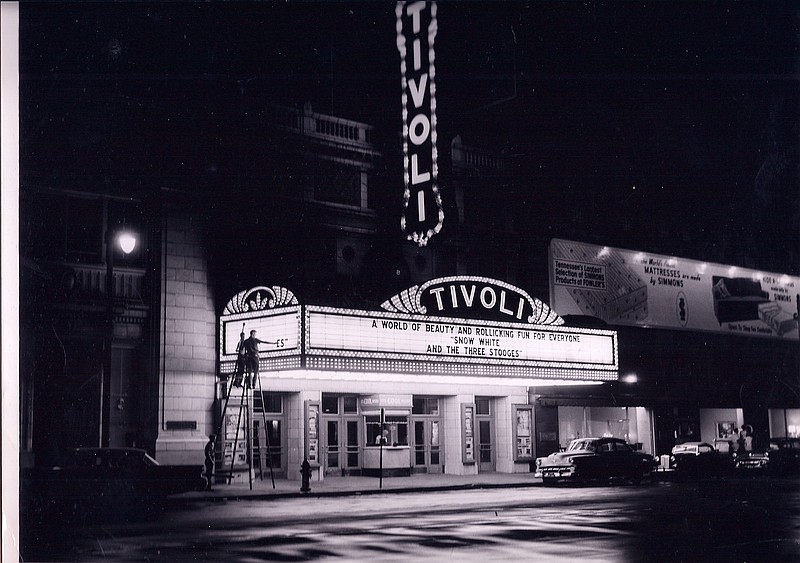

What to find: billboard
left=549, top=239, right=799, bottom=340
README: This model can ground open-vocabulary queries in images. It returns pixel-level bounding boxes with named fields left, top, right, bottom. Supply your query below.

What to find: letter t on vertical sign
left=396, top=1, right=444, bottom=247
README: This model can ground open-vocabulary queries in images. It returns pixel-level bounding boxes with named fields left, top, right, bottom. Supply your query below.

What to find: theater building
left=19, top=97, right=798, bottom=479
left=213, top=278, right=625, bottom=482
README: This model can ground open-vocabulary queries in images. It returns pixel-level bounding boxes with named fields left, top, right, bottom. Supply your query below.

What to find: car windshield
left=567, top=440, right=597, bottom=452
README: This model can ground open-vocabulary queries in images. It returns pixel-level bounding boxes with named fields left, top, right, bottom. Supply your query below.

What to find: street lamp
left=101, top=229, right=137, bottom=447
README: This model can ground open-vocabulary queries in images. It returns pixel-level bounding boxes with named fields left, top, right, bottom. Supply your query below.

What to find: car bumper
left=736, top=459, right=768, bottom=470
left=539, top=466, right=577, bottom=479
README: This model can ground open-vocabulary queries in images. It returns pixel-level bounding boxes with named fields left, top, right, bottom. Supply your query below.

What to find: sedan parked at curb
left=764, top=438, right=800, bottom=475
left=535, top=437, right=657, bottom=486
left=670, top=441, right=733, bottom=476
left=734, top=438, right=800, bottom=475
left=734, top=450, right=769, bottom=472
left=22, top=447, right=207, bottom=521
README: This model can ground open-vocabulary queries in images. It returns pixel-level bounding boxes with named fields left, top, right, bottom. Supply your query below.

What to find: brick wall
left=155, top=210, right=217, bottom=465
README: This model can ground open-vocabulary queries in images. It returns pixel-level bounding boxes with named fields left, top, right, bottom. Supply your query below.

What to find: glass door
left=345, top=418, right=361, bottom=473
left=478, top=420, right=495, bottom=472
left=476, top=397, right=495, bottom=472
left=323, top=417, right=361, bottom=475
left=412, top=419, right=443, bottom=473
left=324, top=419, right=340, bottom=476
left=252, top=418, right=283, bottom=477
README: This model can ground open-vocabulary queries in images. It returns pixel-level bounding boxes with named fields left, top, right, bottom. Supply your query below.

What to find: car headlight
left=567, top=457, right=574, bottom=464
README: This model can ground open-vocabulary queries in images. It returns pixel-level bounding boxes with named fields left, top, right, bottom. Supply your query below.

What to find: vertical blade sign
left=396, top=1, right=443, bottom=247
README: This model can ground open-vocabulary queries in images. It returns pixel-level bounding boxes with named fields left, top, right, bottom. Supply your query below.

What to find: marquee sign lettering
left=382, top=276, right=565, bottom=325
left=304, top=307, right=618, bottom=377
left=396, top=1, right=443, bottom=246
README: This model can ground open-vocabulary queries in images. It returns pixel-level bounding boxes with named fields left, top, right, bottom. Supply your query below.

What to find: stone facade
left=155, top=210, right=217, bottom=465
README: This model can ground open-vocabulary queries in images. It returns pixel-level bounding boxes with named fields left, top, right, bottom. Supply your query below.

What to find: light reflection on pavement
left=26, top=477, right=800, bottom=562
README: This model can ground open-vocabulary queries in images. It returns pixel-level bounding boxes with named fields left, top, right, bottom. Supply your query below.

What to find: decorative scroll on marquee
left=381, top=276, right=565, bottom=326
left=222, top=285, right=298, bottom=315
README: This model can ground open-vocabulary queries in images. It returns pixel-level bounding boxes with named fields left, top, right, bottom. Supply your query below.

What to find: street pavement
left=178, top=468, right=678, bottom=502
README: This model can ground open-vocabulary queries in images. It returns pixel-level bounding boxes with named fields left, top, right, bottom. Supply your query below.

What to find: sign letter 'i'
left=396, top=1, right=444, bottom=246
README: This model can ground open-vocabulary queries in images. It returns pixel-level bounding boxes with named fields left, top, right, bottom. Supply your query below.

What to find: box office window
left=366, top=415, right=408, bottom=447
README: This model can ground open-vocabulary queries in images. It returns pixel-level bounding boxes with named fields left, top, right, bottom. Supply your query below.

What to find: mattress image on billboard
left=711, top=276, right=770, bottom=324
left=711, top=276, right=798, bottom=336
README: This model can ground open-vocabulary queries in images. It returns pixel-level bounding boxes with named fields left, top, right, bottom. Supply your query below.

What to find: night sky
left=18, top=1, right=800, bottom=276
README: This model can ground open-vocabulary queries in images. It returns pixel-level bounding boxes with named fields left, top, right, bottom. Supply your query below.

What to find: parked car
left=764, top=438, right=800, bottom=475
left=734, top=449, right=769, bottom=472
left=670, top=441, right=733, bottom=476
left=535, top=437, right=657, bottom=486
left=734, top=438, right=800, bottom=475
left=22, top=447, right=206, bottom=520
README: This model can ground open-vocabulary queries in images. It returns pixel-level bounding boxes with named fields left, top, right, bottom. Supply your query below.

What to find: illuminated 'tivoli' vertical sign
left=396, top=1, right=443, bottom=247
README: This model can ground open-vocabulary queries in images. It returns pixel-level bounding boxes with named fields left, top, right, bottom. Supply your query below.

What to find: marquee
left=219, top=280, right=618, bottom=382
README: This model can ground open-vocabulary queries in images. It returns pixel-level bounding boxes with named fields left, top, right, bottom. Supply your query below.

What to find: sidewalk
left=175, top=467, right=681, bottom=503
left=178, top=471, right=545, bottom=502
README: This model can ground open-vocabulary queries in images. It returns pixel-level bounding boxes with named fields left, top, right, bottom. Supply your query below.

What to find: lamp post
left=101, top=229, right=137, bottom=447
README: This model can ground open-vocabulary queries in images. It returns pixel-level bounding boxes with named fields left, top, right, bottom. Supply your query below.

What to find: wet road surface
left=22, top=475, right=800, bottom=562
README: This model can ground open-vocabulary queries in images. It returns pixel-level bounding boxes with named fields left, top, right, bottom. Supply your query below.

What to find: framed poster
left=717, top=421, right=737, bottom=440
left=305, top=400, right=320, bottom=467
left=513, top=405, right=534, bottom=461
left=461, top=403, right=476, bottom=464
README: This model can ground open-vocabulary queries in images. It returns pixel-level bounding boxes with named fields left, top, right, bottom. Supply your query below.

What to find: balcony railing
left=266, top=103, right=377, bottom=153
left=451, top=136, right=505, bottom=172
left=69, top=263, right=147, bottom=304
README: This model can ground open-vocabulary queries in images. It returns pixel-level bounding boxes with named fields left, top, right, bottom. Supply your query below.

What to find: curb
left=170, top=471, right=681, bottom=504
left=170, top=480, right=543, bottom=504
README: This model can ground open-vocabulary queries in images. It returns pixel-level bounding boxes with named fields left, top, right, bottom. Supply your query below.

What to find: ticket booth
left=361, top=394, right=413, bottom=477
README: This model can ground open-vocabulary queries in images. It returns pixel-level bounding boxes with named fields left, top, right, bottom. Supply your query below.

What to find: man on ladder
left=222, top=327, right=278, bottom=490
left=241, top=329, right=271, bottom=388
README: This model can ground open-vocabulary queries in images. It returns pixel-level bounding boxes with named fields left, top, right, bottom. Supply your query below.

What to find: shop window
left=366, top=415, right=408, bottom=447
left=476, top=397, right=491, bottom=416
left=322, top=394, right=339, bottom=414
left=253, top=393, right=282, bottom=414
left=412, top=396, right=439, bottom=416
left=313, top=161, right=361, bottom=207
left=22, top=193, right=103, bottom=263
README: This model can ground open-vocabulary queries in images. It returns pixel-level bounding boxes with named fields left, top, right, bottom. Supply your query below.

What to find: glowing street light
left=102, top=229, right=138, bottom=446
left=118, top=231, right=137, bottom=255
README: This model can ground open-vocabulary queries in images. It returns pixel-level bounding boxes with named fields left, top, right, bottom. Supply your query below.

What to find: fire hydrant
left=300, top=459, right=312, bottom=493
